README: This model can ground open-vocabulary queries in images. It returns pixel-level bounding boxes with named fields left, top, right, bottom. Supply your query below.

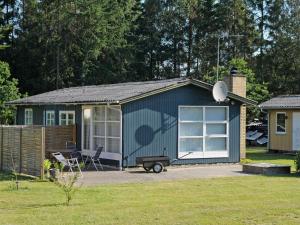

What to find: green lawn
left=0, top=148, right=299, bottom=225
left=246, top=147, right=296, bottom=171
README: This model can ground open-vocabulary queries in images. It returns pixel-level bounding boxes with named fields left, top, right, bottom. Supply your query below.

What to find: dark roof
left=259, top=95, right=300, bottom=109
left=8, top=78, right=256, bottom=106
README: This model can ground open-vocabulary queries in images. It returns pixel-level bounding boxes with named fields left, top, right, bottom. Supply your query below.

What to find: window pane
left=107, top=122, right=120, bottom=137
left=93, top=122, right=105, bottom=136
left=180, top=123, right=203, bottom=136
left=68, top=113, right=74, bottom=120
left=206, top=124, right=226, bottom=135
left=46, top=112, right=55, bottom=126
left=180, top=107, right=203, bottom=121
left=47, top=119, right=54, bottom=126
left=93, top=137, right=105, bottom=151
left=206, top=107, right=226, bottom=121
left=25, top=109, right=33, bottom=125
left=106, top=138, right=120, bottom=153
left=179, top=138, right=203, bottom=152
left=277, top=113, right=286, bottom=132
left=93, top=107, right=105, bottom=121
left=205, top=137, right=227, bottom=151
left=68, top=119, right=74, bottom=125
left=60, top=113, right=67, bottom=120
left=107, top=107, right=120, bottom=121
left=83, top=109, right=91, bottom=149
left=60, top=119, right=67, bottom=125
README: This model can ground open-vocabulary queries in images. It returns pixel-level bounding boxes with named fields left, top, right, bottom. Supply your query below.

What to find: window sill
left=275, top=132, right=286, bottom=135
left=178, top=151, right=229, bottom=159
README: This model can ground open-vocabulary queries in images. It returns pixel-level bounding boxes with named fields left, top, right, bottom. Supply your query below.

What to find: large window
left=276, top=112, right=286, bottom=134
left=45, top=111, right=55, bottom=126
left=24, top=108, right=33, bottom=125
left=178, top=106, right=229, bottom=158
left=59, top=111, right=75, bottom=125
left=82, top=106, right=121, bottom=159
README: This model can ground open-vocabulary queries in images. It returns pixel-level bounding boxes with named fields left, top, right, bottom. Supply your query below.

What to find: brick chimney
left=223, top=67, right=247, bottom=159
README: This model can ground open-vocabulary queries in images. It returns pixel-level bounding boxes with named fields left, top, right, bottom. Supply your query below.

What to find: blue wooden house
left=8, top=76, right=255, bottom=168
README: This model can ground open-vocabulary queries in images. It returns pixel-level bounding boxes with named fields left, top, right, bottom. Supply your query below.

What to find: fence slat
left=0, top=125, right=75, bottom=177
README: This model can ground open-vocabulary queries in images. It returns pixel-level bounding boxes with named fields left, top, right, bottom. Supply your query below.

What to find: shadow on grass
left=239, top=171, right=300, bottom=178
left=246, top=147, right=295, bottom=165
left=0, top=202, right=83, bottom=210
left=0, top=171, right=36, bottom=182
left=261, top=172, right=300, bottom=178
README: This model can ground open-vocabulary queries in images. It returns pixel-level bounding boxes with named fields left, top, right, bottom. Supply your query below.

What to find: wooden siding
left=122, top=85, right=241, bottom=166
left=16, top=105, right=82, bottom=150
left=45, top=125, right=76, bottom=151
left=268, top=109, right=297, bottom=151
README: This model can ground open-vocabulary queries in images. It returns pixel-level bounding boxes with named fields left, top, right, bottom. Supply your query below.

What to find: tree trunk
left=173, top=37, right=177, bottom=77
left=187, top=18, right=192, bottom=77
left=259, top=1, right=264, bottom=82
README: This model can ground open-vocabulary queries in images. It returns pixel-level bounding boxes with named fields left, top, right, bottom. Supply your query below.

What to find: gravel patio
left=77, top=164, right=249, bottom=186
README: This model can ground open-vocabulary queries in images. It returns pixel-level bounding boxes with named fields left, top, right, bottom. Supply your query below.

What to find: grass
left=0, top=148, right=299, bottom=225
left=246, top=147, right=296, bottom=171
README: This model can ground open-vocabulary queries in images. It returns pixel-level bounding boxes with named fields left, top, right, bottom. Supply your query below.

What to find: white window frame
left=24, top=108, right=33, bottom=125
left=45, top=110, right=55, bottom=126
left=59, top=111, right=75, bottom=125
left=81, top=105, right=122, bottom=162
left=276, top=112, right=286, bottom=135
left=178, top=106, right=229, bottom=159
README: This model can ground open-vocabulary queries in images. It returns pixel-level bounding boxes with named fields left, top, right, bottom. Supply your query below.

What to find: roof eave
left=119, top=80, right=191, bottom=104
left=6, top=78, right=257, bottom=107
left=5, top=100, right=120, bottom=106
left=259, top=106, right=300, bottom=110
left=191, top=79, right=257, bottom=106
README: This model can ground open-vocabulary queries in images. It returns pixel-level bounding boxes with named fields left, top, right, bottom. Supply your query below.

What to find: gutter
left=5, top=100, right=121, bottom=106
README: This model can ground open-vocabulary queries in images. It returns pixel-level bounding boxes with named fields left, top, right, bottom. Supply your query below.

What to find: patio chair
left=86, top=146, right=104, bottom=171
left=52, top=152, right=83, bottom=176
left=66, top=141, right=84, bottom=163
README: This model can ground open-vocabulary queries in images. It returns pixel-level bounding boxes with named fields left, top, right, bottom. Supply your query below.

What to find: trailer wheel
left=153, top=162, right=163, bottom=173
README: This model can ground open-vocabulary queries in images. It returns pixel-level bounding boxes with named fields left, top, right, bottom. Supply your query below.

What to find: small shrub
left=294, top=152, right=300, bottom=173
left=43, top=159, right=52, bottom=179
left=7, top=178, right=19, bottom=191
left=53, top=162, right=65, bottom=179
left=54, top=162, right=65, bottom=171
left=240, top=158, right=253, bottom=164
left=53, top=172, right=80, bottom=206
left=5, top=179, right=28, bottom=191
left=49, top=161, right=81, bottom=206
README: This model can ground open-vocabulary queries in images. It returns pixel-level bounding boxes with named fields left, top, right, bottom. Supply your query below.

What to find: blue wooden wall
left=16, top=105, right=82, bottom=149
left=15, top=84, right=241, bottom=167
left=122, top=84, right=241, bottom=166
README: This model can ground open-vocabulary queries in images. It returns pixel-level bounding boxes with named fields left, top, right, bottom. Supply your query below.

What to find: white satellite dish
left=212, top=81, right=228, bottom=102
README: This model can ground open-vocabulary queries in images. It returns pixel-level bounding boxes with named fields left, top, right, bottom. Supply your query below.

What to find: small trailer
left=136, top=156, right=170, bottom=173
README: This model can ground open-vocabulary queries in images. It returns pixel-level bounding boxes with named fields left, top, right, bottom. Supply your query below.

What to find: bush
left=240, top=158, right=253, bottom=164
left=53, top=172, right=80, bottom=206
left=294, top=152, right=300, bottom=173
left=43, top=159, right=52, bottom=179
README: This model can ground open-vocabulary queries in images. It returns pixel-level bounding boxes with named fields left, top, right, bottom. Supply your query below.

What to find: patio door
left=82, top=106, right=122, bottom=163
left=293, top=112, right=300, bottom=151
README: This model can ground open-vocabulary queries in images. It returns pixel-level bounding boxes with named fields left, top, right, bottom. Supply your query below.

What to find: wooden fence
left=0, top=125, right=76, bottom=178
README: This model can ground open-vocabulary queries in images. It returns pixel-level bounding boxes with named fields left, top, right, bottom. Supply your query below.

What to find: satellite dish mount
left=212, top=81, right=228, bottom=103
